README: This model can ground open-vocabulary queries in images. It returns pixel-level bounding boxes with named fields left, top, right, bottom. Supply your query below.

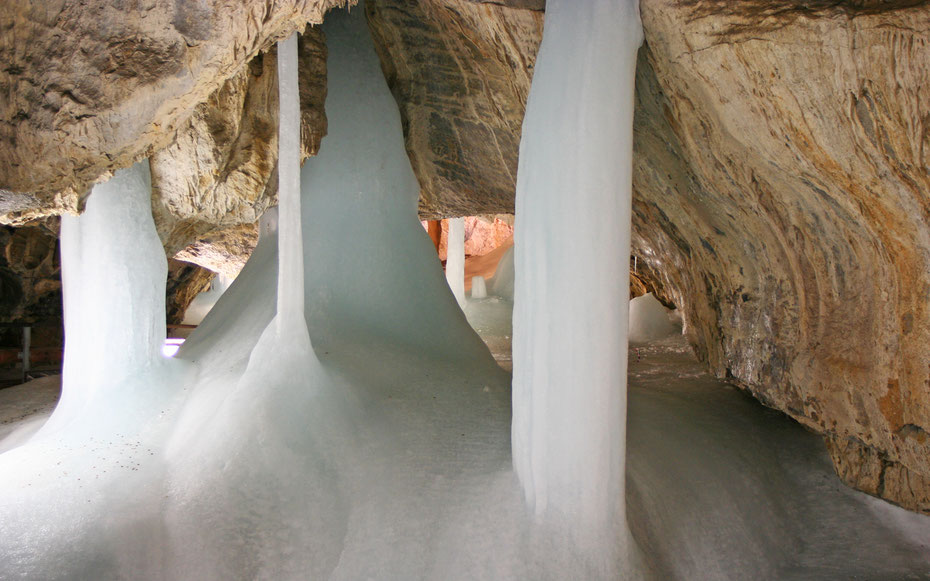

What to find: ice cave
left=1, top=0, right=930, bottom=579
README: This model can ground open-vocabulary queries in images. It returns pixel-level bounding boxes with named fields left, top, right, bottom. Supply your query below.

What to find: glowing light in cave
left=161, top=338, right=185, bottom=358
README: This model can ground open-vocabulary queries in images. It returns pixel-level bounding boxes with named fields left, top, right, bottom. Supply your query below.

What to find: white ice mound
left=629, top=292, right=678, bottom=343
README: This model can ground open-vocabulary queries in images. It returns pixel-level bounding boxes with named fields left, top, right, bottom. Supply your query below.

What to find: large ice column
left=511, top=0, right=643, bottom=548
left=300, top=4, right=489, bottom=362
left=48, top=160, right=168, bottom=431
left=446, top=217, right=466, bottom=307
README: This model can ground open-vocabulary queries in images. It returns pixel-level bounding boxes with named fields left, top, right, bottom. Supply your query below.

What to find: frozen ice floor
left=463, top=294, right=930, bottom=579
left=626, top=336, right=930, bottom=579
left=0, top=375, right=60, bottom=453
left=1, top=324, right=928, bottom=579
left=463, top=297, right=513, bottom=371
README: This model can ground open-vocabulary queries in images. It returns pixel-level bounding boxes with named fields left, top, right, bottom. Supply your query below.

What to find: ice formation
left=445, top=216, right=466, bottom=307
left=628, top=292, right=678, bottom=343
left=490, top=244, right=515, bottom=299
left=3, top=2, right=930, bottom=580
left=511, top=0, right=643, bottom=574
left=471, top=275, right=488, bottom=299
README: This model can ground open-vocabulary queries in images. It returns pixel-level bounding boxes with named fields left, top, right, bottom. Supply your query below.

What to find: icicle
left=511, top=0, right=643, bottom=565
left=446, top=217, right=466, bottom=307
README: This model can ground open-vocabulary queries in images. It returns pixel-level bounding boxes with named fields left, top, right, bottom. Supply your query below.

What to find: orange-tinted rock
left=437, top=215, right=514, bottom=260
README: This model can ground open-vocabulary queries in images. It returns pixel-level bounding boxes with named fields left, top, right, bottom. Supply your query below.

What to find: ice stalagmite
left=446, top=216, right=466, bottom=307
left=511, top=0, right=643, bottom=572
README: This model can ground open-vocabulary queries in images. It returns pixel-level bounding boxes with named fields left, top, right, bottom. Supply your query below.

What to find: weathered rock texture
left=0, top=224, right=61, bottom=326
left=165, top=259, right=216, bottom=325
left=630, top=0, right=930, bottom=513
left=174, top=223, right=261, bottom=278
left=366, top=0, right=542, bottom=218
left=0, top=0, right=346, bottom=223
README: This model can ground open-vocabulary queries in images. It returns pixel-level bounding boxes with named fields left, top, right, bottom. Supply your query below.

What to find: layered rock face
left=631, top=0, right=930, bottom=512
left=165, top=259, right=215, bottom=324
left=0, top=224, right=61, bottom=325
left=366, top=0, right=542, bottom=218
left=0, top=0, right=346, bottom=224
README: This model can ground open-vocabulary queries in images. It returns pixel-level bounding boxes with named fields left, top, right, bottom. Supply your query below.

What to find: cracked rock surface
left=0, top=0, right=347, bottom=223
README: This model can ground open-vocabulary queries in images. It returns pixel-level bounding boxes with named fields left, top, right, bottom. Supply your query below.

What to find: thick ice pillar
left=446, top=217, right=466, bottom=307
left=51, top=160, right=167, bottom=429
left=511, top=0, right=643, bottom=545
left=300, top=7, right=487, bottom=360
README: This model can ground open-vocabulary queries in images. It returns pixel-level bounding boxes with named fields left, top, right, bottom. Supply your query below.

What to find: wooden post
left=21, top=326, right=31, bottom=383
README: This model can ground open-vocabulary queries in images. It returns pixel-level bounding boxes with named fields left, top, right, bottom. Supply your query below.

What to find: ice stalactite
left=0, top=160, right=191, bottom=579
left=163, top=7, right=500, bottom=577
left=230, top=31, right=315, bottom=381
left=446, top=216, right=466, bottom=307
left=629, top=292, right=678, bottom=344
left=511, top=0, right=643, bottom=573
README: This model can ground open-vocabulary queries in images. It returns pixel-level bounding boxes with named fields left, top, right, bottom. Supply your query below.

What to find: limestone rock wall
left=165, top=259, right=216, bottom=325
left=0, top=0, right=347, bottom=224
left=366, top=0, right=542, bottom=218
left=632, top=0, right=930, bottom=513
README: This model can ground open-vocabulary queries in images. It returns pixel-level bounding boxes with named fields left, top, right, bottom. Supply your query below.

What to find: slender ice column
left=511, top=0, right=643, bottom=550
left=446, top=217, right=466, bottom=307
left=276, top=33, right=305, bottom=329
